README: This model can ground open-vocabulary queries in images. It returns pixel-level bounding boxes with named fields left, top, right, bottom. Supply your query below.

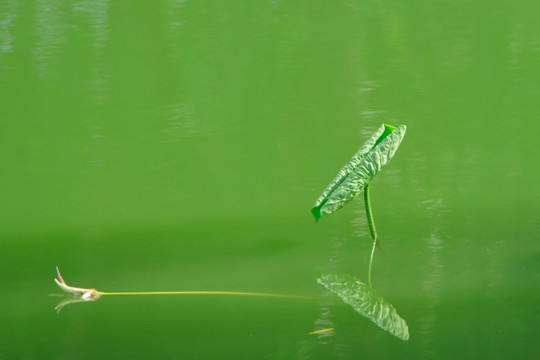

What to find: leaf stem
left=99, top=291, right=302, bottom=298
left=364, top=184, right=377, bottom=288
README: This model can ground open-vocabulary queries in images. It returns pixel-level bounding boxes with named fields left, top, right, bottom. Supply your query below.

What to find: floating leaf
left=314, top=267, right=409, bottom=341
left=312, top=124, right=406, bottom=221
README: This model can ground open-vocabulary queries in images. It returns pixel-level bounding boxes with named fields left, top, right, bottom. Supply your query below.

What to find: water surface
left=1, top=1, right=539, bottom=359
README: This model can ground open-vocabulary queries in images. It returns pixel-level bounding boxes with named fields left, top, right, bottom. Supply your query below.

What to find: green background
left=1, top=1, right=539, bottom=359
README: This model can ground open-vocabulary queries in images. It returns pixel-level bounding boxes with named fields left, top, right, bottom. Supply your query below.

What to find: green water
left=1, top=1, right=539, bottom=358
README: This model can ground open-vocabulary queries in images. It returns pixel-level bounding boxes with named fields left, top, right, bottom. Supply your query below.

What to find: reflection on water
left=418, top=230, right=445, bottom=355
left=310, top=235, right=351, bottom=358
left=418, top=191, right=448, bottom=356
left=28, top=0, right=110, bottom=98
left=311, top=236, right=341, bottom=342
left=88, top=131, right=105, bottom=168
left=315, top=267, right=409, bottom=341
left=405, top=149, right=449, bottom=353
left=33, top=0, right=66, bottom=79
left=163, top=0, right=187, bottom=32
left=79, top=0, right=110, bottom=103
left=351, top=206, right=369, bottom=240
left=0, top=0, right=18, bottom=55
left=508, top=24, right=525, bottom=72
left=77, top=0, right=110, bottom=48
left=311, top=291, right=336, bottom=344
left=162, top=102, right=210, bottom=140
left=485, top=238, right=505, bottom=299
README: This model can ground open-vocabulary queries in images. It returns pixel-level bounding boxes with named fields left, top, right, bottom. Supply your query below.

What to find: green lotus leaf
left=312, top=124, right=406, bottom=221
left=314, top=267, right=409, bottom=341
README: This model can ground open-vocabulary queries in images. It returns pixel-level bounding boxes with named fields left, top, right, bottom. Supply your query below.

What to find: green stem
left=364, top=184, right=377, bottom=288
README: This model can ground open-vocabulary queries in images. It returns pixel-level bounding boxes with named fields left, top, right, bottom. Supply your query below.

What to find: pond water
left=1, top=1, right=539, bottom=359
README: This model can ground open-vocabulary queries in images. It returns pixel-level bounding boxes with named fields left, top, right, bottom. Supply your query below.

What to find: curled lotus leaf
left=312, top=124, right=406, bottom=221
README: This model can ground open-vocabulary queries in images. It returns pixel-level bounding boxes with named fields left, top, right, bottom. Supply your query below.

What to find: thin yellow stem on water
left=309, top=327, right=334, bottom=335
left=53, top=267, right=310, bottom=313
left=99, top=291, right=301, bottom=298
